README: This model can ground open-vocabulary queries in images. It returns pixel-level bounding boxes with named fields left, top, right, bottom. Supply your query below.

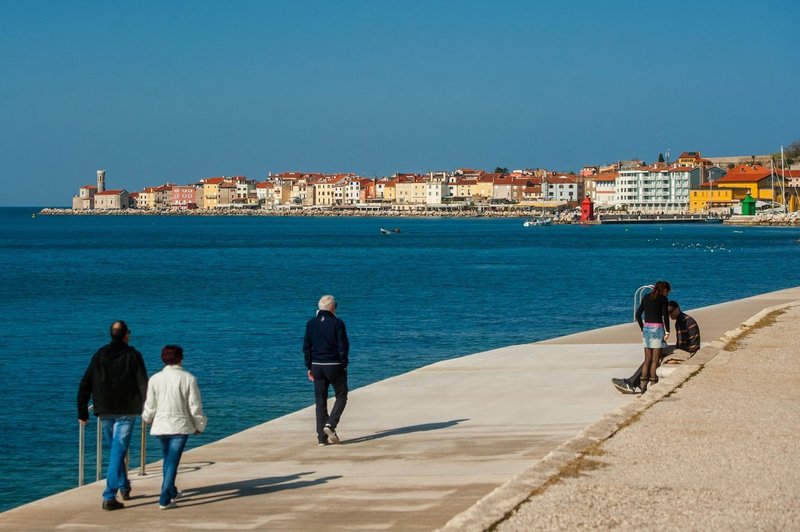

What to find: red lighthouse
left=580, top=194, right=594, bottom=222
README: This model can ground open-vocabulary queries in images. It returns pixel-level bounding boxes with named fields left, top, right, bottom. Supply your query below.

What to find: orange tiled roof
left=718, top=165, right=772, bottom=183
left=95, top=190, right=125, bottom=196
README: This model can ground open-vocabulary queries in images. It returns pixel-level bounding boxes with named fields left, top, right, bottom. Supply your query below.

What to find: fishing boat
left=523, top=217, right=552, bottom=227
left=380, top=227, right=401, bottom=234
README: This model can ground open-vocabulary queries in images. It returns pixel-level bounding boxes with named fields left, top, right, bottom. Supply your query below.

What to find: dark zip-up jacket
left=77, top=340, right=148, bottom=421
left=303, top=310, right=349, bottom=370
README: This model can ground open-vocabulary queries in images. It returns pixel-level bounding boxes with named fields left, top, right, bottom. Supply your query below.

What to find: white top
left=141, top=365, right=207, bottom=435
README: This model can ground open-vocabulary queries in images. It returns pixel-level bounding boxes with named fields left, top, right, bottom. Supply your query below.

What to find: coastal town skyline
left=2, top=1, right=799, bottom=206
left=64, top=147, right=800, bottom=216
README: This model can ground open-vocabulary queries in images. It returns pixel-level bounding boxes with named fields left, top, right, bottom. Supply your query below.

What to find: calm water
left=1, top=207, right=799, bottom=511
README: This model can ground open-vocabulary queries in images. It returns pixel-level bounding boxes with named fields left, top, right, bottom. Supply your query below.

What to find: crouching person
left=141, top=345, right=207, bottom=510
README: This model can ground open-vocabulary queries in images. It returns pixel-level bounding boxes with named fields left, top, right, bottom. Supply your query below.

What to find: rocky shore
left=37, top=206, right=569, bottom=220
left=37, top=208, right=800, bottom=226
left=725, top=212, right=800, bottom=226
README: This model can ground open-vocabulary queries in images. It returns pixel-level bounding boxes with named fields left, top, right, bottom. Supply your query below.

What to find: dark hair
left=668, top=300, right=680, bottom=312
left=649, top=280, right=671, bottom=300
left=161, top=345, right=184, bottom=365
left=110, top=320, right=128, bottom=341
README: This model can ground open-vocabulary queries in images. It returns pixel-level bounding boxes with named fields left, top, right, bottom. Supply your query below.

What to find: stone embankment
left=38, top=207, right=560, bottom=220
left=725, top=212, right=800, bottom=226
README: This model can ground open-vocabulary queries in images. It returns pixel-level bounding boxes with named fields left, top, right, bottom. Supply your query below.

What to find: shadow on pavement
left=342, top=419, right=469, bottom=444
left=176, top=472, right=342, bottom=507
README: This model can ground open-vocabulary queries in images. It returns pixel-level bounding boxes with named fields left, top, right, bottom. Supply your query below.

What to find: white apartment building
left=344, top=180, right=361, bottom=205
left=541, top=174, right=582, bottom=203
left=425, top=180, right=449, bottom=204
left=615, top=165, right=702, bottom=213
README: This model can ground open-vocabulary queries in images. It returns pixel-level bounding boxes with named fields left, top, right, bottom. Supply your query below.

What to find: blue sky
left=2, top=0, right=798, bottom=206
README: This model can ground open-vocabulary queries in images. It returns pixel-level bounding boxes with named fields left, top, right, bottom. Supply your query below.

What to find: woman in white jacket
left=141, top=345, right=207, bottom=510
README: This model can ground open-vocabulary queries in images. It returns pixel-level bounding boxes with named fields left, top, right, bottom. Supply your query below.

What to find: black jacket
left=635, top=295, right=670, bottom=333
left=303, top=310, right=349, bottom=370
left=77, top=340, right=148, bottom=421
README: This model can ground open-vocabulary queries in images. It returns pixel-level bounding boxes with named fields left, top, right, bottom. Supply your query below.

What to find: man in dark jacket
left=612, top=301, right=701, bottom=394
left=78, top=320, right=148, bottom=510
left=303, top=295, right=349, bottom=445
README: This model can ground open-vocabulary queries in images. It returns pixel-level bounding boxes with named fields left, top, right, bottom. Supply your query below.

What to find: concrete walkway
left=493, top=302, right=800, bottom=531
left=2, top=287, right=799, bottom=530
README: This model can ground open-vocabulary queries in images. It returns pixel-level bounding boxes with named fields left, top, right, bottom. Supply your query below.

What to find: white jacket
left=141, top=365, right=207, bottom=435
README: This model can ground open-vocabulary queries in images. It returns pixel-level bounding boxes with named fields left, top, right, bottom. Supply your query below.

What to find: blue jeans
left=101, top=416, right=135, bottom=501
left=157, top=434, right=188, bottom=506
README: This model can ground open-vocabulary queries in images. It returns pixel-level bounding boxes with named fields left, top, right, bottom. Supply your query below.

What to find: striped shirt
left=675, top=313, right=701, bottom=354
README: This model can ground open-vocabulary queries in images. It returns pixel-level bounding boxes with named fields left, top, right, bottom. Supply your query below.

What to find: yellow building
left=383, top=182, right=397, bottom=202
left=313, top=181, right=335, bottom=206
left=201, top=178, right=224, bottom=208
left=474, top=177, right=494, bottom=201
left=689, top=165, right=775, bottom=213
left=395, top=180, right=427, bottom=204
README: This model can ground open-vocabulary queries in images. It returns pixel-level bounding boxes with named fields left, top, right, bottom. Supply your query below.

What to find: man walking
left=612, top=301, right=700, bottom=394
left=78, top=321, right=148, bottom=510
left=303, top=295, right=349, bottom=445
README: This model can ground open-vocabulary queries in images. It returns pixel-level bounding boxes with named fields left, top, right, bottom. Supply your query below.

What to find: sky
left=1, top=0, right=798, bottom=206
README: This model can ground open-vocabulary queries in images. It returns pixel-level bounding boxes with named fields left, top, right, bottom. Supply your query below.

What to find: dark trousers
left=311, top=364, right=348, bottom=443
left=628, top=346, right=681, bottom=383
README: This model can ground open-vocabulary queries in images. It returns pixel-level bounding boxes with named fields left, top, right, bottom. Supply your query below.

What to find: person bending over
left=613, top=300, right=700, bottom=394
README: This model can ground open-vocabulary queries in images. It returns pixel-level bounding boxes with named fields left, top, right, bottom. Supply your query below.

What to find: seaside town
left=51, top=147, right=800, bottom=223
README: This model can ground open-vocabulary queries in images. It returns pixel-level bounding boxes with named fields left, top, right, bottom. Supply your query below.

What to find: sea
left=1, top=206, right=799, bottom=512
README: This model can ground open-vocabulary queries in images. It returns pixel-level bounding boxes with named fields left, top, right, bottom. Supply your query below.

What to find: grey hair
left=318, top=295, right=336, bottom=311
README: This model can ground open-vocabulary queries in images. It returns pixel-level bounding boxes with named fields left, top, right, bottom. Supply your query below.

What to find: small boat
left=380, top=227, right=401, bottom=234
left=523, top=217, right=552, bottom=227
left=705, top=215, right=723, bottom=223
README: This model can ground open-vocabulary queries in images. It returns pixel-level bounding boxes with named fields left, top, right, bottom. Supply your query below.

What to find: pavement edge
left=437, top=301, right=800, bottom=532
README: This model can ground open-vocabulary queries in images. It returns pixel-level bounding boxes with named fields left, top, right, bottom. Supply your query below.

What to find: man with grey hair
left=303, top=295, right=350, bottom=445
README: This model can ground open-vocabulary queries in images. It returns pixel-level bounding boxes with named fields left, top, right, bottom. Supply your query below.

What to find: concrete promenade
left=2, top=286, right=799, bottom=530
left=494, top=300, right=800, bottom=531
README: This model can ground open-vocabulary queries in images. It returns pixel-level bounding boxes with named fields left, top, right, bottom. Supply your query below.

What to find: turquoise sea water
left=1, top=207, right=799, bottom=511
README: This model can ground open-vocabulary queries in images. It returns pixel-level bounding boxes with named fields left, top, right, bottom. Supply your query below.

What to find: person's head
left=318, top=294, right=337, bottom=313
left=668, top=300, right=682, bottom=319
left=109, top=320, right=129, bottom=343
left=161, top=345, right=184, bottom=366
left=649, top=280, right=671, bottom=300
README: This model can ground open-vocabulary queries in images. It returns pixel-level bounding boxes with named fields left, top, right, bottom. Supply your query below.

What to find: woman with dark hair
left=141, top=345, right=207, bottom=510
left=635, top=281, right=671, bottom=393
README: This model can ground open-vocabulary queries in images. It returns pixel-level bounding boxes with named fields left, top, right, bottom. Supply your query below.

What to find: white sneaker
left=159, top=501, right=177, bottom=510
left=323, top=425, right=340, bottom=444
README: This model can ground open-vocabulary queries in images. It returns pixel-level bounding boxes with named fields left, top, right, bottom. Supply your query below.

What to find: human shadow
left=175, top=471, right=342, bottom=507
left=342, top=419, right=469, bottom=445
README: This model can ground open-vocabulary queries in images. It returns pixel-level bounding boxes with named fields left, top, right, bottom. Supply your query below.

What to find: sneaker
left=172, top=490, right=182, bottom=501
left=611, top=378, right=637, bottom=395
left=323, top=424, right=340, bottom=444
left=159, top=501, right=177, bottom=510
left=318, top=442, right=328, bottom=447
left=102, top=498, right=124, bottom=511
left=120, top=488, right=131, bottom=501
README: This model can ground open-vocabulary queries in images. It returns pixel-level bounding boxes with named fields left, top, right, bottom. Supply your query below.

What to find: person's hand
left=194, top=430, right=201, bottom=435
left=307, top=370, right=314, bottom=382
left=79, top=419, right=88, bottom=426
left=664, top=332, right=670, bottom=339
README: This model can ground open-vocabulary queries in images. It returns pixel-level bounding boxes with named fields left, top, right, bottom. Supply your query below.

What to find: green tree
left=494, top=167, right=509, bottom=175
left=658, top=153, right=665, bottom=163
